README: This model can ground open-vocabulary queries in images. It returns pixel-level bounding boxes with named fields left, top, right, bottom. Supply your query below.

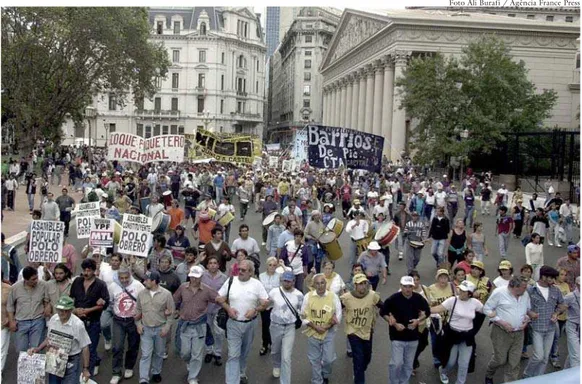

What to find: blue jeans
left=270, top=323, right=296, bottom=384
left=440, top=342, right=472, bottom=384
left=550, top=320, right=565, bottom=361
left=14, top=318, right=45, bottom=352
left=498, top=232, right=510, bottom=258
left=215, top=186, right=223, bottom=204
left=100, top=306, right=113, bottom=342
left=348, top=334, right=373, bottom=384
left=307, top=329, right=337, bottom=384
left=85, top=320, right=101, bottom=376
left=280, top=195, right=289, bottom=210
left=431, top=239, right=446, bottom=267
left=205, top=313, right=224, bottom=358
left=429, top=327, right=441, bottom=366
left=180, top=320, right=207, bottom=381
left=139, top=325, right=165, bottom=382
left=27, top=194, right=35, bottom=211
left=48, top=352, right=81, bottom=384
left=464, top=206, right=475, bottom=229
left=523, top=329, right=555, bottom=378
left=389, top=340, right=418, bottom=384
left=565, top=320, right=580, bottom=368
left=225, top=318, right=256, bottom=384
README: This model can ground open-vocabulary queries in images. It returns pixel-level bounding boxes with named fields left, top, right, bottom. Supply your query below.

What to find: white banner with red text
left=107, top=133, right=184, bottom=163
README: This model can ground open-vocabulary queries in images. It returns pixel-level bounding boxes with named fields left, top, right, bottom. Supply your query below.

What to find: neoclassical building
left=320, top=8, right=580, bottom=161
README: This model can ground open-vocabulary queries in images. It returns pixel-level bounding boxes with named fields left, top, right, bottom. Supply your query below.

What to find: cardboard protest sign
left=89, top=218, right=115, bottom=248
left=107, top=133, right=184, bottom=163
left=307, top=125, right=384, bottom=173
left=293, top=130, right=308, bottom=164
left=45, top=329, right=73, bottom=378
left=269, top=156, right=279, bottom=168
left=117, top=214, right=152, bottom=257
left=17, top=351, right=46, bottom=384
left=28, top=221, right=64, bottom=263
left=75, top=202, right=101, bottom=239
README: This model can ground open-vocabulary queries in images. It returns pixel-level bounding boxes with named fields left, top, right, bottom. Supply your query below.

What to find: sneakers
left=110, top=376, right=121, bottom=384
left=189, top=380, right=199, bottom=384
left=398, top=252, right=403, bottom=260
left=162, top=352, right=168, bottom=359
left=556, top=244, right=562, bottom=248
left=124, top=369, right=133, bottom=379
left=94, top=366, right=99, bottom=376
left=214, top=356, right=223, bottom=366
left=205, top=353, right=213, bottom=363
left=104, top=340, right=112, bottom=351
left=551, top=360, right=562, bottom=369
left=273, top=368, right=281, bottom=378
left=262, top=242, right=266, bottom=246
left=549, top=242, right=554, bottom=246
left=240, top=376, right=249, bottom=384
left=439, top=367, right=449, bottom=384
left=152, top=374, right=162, bottom=383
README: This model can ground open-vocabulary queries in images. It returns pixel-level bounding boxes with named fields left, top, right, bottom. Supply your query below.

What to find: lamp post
left=103, top=120, right=109, bottom=147
left=459, top=128, right=469, bottom=182
left=84, top=106, right=96, bottom=165
left=202, top=109, right=213, bottom=131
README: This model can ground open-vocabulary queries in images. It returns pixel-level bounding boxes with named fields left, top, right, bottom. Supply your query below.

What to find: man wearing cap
left=563, top=276, right=580, bottom=368
left=136, top=271, right=175, bottom=384
left=173, top=266, right=218, bottom=384
left=404, top=211, right=427, bottom=274
left=69, top=258, right=110, bottom=377
left=268, top=270, right=304, bottom=383
left=301, top=273, right=342, bottom=384
left=381, top=276, right=430, bottom=384
left=108, top=268, right=145, bottom=384
left=346, top=211, right=370, bottom=270
left=347, top=199, right=366, bottom=220
left=357, top=241, right=388, bottom=290
left=304, top=210, right=326, bottom=272
left=493, top=260, right=514, bottom=289
left=341, top=273, right=382, bottom=384
left=523, top=266, right=567, bottom=378
left=28, top=296, right=92, bottom=383
left=483, top=276, right=536, bottom=383
left=556, top=244, right=580, bottom=291
left=372, top=196, right=390, bottom=220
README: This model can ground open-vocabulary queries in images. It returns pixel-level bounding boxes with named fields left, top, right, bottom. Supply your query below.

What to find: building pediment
left=321, top=9, right=390, bottom=71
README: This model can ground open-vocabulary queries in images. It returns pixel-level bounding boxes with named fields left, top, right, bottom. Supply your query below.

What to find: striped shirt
left=404, top=220, right=426, bottom=242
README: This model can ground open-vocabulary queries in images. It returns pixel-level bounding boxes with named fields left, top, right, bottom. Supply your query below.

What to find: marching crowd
left=0, top=144, right=580, bottom=384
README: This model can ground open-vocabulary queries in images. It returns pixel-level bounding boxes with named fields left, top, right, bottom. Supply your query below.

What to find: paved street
left=3, top=198, right=577, bottom=384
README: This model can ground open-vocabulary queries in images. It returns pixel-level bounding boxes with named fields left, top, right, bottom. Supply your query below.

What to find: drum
left=262, top=211, right=278, bottom=226
left=151, top=212, right=170, bottom=234
left=374, top=222, right=400, bottom=247
left=409, top=240, right=425, bottom=249
left=319, top=232, right=342, bottom=261
left=355, top=237, right=371, bottom=255
left=326, top=218, right=344, bottom=238
left=140, top=197, right=151, bottom=214
left=218, top=212, right=235, bottom=227
left=162, top=190, right=173, bottom=207
left=113, top=221, right=122, bottom=244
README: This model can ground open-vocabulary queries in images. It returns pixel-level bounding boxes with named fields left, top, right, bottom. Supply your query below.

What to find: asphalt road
left=3, top=201, right=577, bottom=384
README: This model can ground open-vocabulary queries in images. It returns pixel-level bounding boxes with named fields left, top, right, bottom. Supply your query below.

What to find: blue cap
left=568, top=244, right=580, bottom=253
left=281, top=271, right=295, bottom=281
left=145, top=271, right=161, bottom=283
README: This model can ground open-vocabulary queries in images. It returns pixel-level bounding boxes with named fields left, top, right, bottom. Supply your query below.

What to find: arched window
left=200, top=22, right=207, bottom=35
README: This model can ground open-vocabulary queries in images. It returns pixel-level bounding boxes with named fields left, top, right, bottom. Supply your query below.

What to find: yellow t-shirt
left=340, top=290, right=381, bottom=340
left=303, top=291, right=337, bottom=340
left=467, top=275, right=491, bottom=303
left=278, top=181, right=290, bottom=195
left=556, top=282, right=570, bottom=321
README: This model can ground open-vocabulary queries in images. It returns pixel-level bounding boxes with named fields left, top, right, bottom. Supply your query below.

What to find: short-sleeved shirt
left=380, top=292, right=430, bottom=342
left=217, top=277, right=268, bottom=322
left=7, top=280, right=49, bottom=321
left=173, top=282, right=217, bottom=322
left=341, top=290, right=381, bottom=340
left=440, top=296, right=483, bottom=331
left=357, top=252, right=387, bottom=277
left=47, top=314, right=91, bottom=356
left=269, top=287, right=304, bottom=325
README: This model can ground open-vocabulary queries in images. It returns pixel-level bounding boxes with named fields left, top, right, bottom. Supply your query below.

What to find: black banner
left=307, top=125, right=384, bottom=173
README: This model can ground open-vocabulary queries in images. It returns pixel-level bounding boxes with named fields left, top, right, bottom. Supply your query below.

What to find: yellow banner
left=185, top=129, right=262, bottom=165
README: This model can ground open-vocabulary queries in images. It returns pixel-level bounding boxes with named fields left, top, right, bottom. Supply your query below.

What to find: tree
left=1, top=7, right=170, bottom=151
left=396, top=35, right=558, bottom=166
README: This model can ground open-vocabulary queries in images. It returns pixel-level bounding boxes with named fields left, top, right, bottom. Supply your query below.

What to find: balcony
left=236, top=91, right=248, bottom=98
left=569, top=69, right=580, bottom=91
left=230, top=112, right=262, bottom=122
left=134, top=109, right=180, bottom=120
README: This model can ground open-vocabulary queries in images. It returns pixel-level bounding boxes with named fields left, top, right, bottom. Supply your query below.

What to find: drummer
left=347, top=199, right=367, bottom=220
left=197, top=193, right=217, bottom=212
left=145, top=195, right=165, bottom=218
left=304, top=210, right=327, bottom=273
left=372, top=212, right=391, bottom=275
left=346, top=211, right=370, bottom=271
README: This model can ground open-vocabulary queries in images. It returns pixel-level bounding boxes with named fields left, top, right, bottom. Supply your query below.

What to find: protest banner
left=265, top=143, right=281, bottom=153
left=185, top=129, right=262, bottom=165
left=28, top=221, right=64, bottom=263
left=117, top=214, right=153, bottom=257
left=293, top=130, right=308, bottom=164
left=269, top=156, right=279, bottom=168
left=45, top=329, right=73, bottom=378
left=307, top=125, right=384, bottom=173
left=75, top=201, right=100, bottom=239
left=17, top=352, right=46, bottom=384
left=89, top=218, right=115, bottom=248
left=107, top=133, right=184, bottom=163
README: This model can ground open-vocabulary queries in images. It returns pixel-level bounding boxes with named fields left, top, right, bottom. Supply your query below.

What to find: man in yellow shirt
left=341, top=274, right=382, bottom=384
left=278, top=178, right=290, bottom=210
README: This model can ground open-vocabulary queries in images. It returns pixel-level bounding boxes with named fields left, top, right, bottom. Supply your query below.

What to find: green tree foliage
left=396, top=35, right=558, bottom=165
left=2, top=7, right=170, bottom=150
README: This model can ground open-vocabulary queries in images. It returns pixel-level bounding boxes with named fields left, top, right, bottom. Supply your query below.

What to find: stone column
left=322, top=87, right=327, bottom=124
left=357, top=69, right=366, bottom=131
left=364, top=65, right=375, bottom=134
left=381, top=55, right=394, bottom=159
left=345, top=76, right=354, bottom=128
left=334, top=82, right=341, bottom=127
left=351, top=72, right=360, bottom=129
left=339, top=80, right=347, bottom=127
left=325, top=88, right=331, bottom=125
left=391, top=50, right=410, bottom=161
left=372, top=60, right=384, bottom=137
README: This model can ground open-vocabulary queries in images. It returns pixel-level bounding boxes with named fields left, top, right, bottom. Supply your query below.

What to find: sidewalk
left=2, top=173, right=84, bottom=243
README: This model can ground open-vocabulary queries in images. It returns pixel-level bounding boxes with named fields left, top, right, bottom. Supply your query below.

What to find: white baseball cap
left=400, top=276, right=415, bottom=286
left=188, top=266, right=204, bottom=278
left=458, top=280, right=476, bottom=293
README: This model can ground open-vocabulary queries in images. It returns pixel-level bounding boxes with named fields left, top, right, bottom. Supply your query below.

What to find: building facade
left=320, top=8, right=580, bottom=161
left=61, top=7, right=266, bottom=146
left=267, top=7, right=340, bottom=145
left=409, top=6, right=580, bottom=23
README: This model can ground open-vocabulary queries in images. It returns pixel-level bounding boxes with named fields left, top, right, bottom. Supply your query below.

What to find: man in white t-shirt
left=373, top=196, right=390, bottom=220
left=217, top=260, right=269, bottom=384
left=231, top=224, right=260, bottom=256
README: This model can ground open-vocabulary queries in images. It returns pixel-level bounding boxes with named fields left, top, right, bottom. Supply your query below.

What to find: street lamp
left=103, top=120, right=109, bottom=147
left=202, top=109, right=213, bottom=131
left=84, top=106, right=96, bottom=165
left=459, top=128, right=469, bottom=182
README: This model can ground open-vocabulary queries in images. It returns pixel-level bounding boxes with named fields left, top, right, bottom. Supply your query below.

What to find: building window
left=109, top=123, right=116, bottom=133
left=546, top=15, right=554, bottom=21
left=256, top=81, right=259, bottom=93
left=178, top=126, right=184, bottom=134
left=162, top=125, right=169, bottom=135
left=173, top=21, right=180, bottom=34
left=237, top=101, right=245, bottom=113
left=170, top=125, right=178, bottom=134
left=137, top=124, right=144, bottom=137
left=171, top=97, right=178, bottom=111
left=526, top=14, right=535, bottom=19
left=566, top=16, right=573, bottom=22
left=304, top=72, right=311, bottom=81
left=156, top=21, right=163, bottom=34
left=154, top=124, right=161, bottom=136
left=108, top=93, right=117, bottom=111
left=199, top=50, right=206, bottom=63
left=220, top=99, right=224, bottom=114
left=305, top=35, right=312, bottom=43
left=136, top=97, right=144, bottom=111
left=303, top=114, right=309, bottom=121
left=575, top=52, right=580, bottom=69
left=172, top=50, right=180, bottom=63
left=145, top=125, right=152, bottom=138
left=172, top=73, right=179, bottom=89
left=197, top=98, right=204, bottom=113
left=305, top=50, right=312, bottom=56
left=198, top=73, right=205, bottom=88
left=257, top=60, right=260, bottom=72
left=303, top=99, right=310, bottom=108
left=221, top=52, right=225, bottom=64
left=507, top=14, right=516, bottom=17
left=154, top=97, right=161, bottom=111
left=238, top=55, right=246, bottom=68
left=304, top=60, right=311, bottom=69
left=303, top=85, right=310, bottom=96
left=221, top=75, right=225, bottom=90
left=306, top=24, right=313, bottom=29
left=200, top=22, right=207, bottom=35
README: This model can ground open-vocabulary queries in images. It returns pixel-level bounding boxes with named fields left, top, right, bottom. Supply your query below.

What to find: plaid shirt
left=527, top=284, right=564, bottom=332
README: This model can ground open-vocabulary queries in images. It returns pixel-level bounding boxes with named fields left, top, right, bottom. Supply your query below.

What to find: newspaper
left=45, top=329, right=74, bottom=377
left=17, top=352, right=46, bottom=384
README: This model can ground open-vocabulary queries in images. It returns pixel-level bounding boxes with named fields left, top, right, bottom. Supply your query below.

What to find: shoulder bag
left=216, top=277, right=234, bottom=330
left=279, top=287, right=302, bottom=329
